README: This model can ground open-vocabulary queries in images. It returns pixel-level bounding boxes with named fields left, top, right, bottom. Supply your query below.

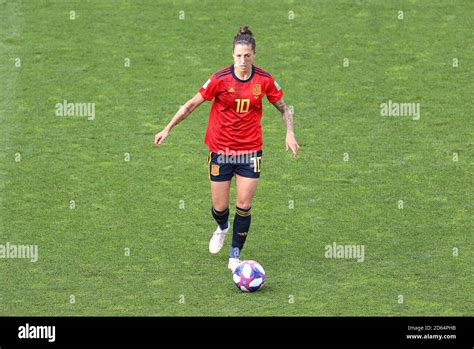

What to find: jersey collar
left=231, top=64, right=254, bottom=83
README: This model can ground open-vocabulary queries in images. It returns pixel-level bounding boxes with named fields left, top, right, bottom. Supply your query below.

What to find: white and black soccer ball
left=232, top=260, right=266, bottom=292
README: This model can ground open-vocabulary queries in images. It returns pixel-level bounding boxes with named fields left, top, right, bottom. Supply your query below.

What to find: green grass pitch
left=0, top=0, right=472, bottom=316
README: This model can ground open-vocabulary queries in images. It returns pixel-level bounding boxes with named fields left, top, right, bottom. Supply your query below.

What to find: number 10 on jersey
left=235, top=99, right=250, bottom=113
left=251, top=156, right=262, bottom=173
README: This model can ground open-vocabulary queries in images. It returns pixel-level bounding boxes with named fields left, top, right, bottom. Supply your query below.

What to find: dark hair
left=233, top=26, right=256, bottom=52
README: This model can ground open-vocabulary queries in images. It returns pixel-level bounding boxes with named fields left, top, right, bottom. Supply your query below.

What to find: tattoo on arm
left=273, top=99, right=294, bottom=133
left=167, top=103, right=194, bottom=130
left=274, top=100, right=286, bottom=113
left=183, top=104, right=192, bottom=115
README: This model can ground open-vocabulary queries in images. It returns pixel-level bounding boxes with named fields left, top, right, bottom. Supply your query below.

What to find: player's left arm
left=273, top=99, right=300, bottom=158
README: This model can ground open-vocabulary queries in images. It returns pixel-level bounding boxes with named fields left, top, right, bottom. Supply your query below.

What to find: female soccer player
left=154, top=26, right=299, bottom=271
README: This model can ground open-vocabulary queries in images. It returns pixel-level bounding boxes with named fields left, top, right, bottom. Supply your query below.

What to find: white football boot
left=228, top=258, right=242, bottom=272
left=208, top=225, right=229, bottom=254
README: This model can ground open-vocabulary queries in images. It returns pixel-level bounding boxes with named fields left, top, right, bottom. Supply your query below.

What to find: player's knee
left=213, top=203, right=228, bottom=211
left=235, top=201, right=251, bottom=210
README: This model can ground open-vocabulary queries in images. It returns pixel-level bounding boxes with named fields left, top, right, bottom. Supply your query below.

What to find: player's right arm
left=154, top=92, right=206, bottom=147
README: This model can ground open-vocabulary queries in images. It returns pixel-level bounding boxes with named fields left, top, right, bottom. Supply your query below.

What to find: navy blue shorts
left=207, top=151, right=262, bottom=181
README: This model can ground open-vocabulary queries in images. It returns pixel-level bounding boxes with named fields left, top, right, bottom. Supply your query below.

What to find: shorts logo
left=238, top=232, right=248, bottom=237
left=211, top=164, right=220, bottom=176
left=252, top=84, right=261, bottom=97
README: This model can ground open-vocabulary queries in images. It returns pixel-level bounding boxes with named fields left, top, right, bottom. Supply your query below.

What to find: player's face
left=232, top=44, right=255, bottom=74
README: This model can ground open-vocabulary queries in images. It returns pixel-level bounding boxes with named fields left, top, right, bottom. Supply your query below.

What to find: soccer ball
left=232, top=260, right=266, bottom=292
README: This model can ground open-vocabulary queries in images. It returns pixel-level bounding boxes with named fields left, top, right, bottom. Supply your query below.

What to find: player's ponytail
left=233, top=26, right=256, bottom=52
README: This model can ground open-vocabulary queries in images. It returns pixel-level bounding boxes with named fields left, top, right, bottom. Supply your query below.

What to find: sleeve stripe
left=216, top=65, right=231, bottom=74
left=254, top=71, right=271, bottom=78
left=254, top=66, right=271, bottom=76
left=215, top=71, right=231, bottom=79
left=215, top=65, right=232, bottom=78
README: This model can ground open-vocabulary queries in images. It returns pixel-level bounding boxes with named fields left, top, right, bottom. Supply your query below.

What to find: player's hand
left=285, top=133, right=300, bottom=158
left=154, top=129, right=169, bottom=147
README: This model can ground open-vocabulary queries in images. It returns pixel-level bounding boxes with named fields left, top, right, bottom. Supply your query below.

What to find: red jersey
left=198, top=64, right=283, bottom=153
